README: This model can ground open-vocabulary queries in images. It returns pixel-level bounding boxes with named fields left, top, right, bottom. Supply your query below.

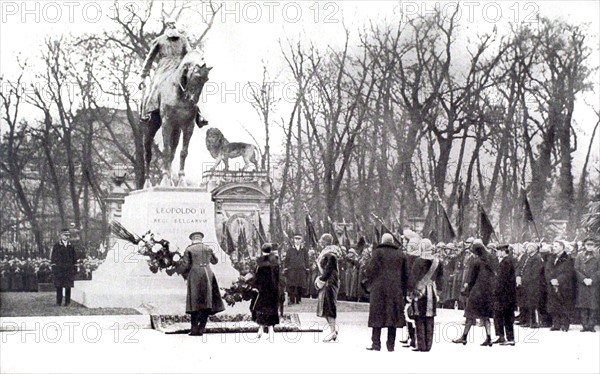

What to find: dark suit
left=545, top=252, right=576, bottom=330
left=50, top=241, right=76, bottom=306
left=284, top=245, right=309, bottom=304
left=493, top=256, right=516, bottom=341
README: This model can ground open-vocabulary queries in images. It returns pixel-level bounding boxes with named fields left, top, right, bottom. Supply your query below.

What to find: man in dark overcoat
left=575, top=237, right=600, bottom=332
left=283, top=234, right=309, bottom=304
left=521, top=243, right=545, bottom=327
left=181, top=231, right=225, bottom=335
left=366, top=234, right=408, bottom=352
left=545, top=240, right=576, bottom=332
left=50, top=228, right=77, bottom=306
left=492, top=244, right=517, bottom=345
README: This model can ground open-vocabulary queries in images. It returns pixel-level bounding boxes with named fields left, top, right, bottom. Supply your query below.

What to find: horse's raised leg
left=143, top=113, right=161, bottom=189
left=178, top=122, right=195, bottom=187
left=160, top=120, right=181, bottom=186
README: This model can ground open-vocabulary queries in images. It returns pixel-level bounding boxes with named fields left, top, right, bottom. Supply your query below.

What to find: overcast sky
left=1, top=1, right=599, bottom=182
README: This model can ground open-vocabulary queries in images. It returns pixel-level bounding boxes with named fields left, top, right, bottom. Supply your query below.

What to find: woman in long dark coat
left=453, top=241, right=495, bottom=346
left=365, top=234, right=408, bottom=352
left=315, top=234, right=340, bottom=342
left=181, top=232, right=225, bottom=336
left=408, top=239, right=443, bottom=352
left=545, top=240, right=576, bottom=331
left=251, top=243, right=280, bottom=340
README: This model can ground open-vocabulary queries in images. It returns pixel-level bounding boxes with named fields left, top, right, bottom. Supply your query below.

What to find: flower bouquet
left=110, top=221, right=185, bottom=277
left=221, top=254, right=258, bottom=306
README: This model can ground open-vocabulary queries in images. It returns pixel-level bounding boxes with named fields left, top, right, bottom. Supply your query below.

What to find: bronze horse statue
left=142, top=49, right=211, bottom=187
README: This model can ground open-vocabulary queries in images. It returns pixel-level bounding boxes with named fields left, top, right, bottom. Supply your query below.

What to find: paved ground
left=0, top=292, right=141, bottom=317
left=1, top=308, right=599, bottom=373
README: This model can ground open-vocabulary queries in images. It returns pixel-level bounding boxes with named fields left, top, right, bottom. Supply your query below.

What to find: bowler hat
left=189, top=231, right=204, bottom=240
left=261, top=243, right=273, bottom=253
left=60, top=228, right=71, bottom=234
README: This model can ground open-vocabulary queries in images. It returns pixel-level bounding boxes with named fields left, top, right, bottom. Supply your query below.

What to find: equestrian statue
left=139, top=18, right=211, bottom=187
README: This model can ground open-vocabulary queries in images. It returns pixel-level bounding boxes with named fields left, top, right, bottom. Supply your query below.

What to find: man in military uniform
left=50, top=228, right=77, bottom=306
left=139, top=18, right=207, bottom=127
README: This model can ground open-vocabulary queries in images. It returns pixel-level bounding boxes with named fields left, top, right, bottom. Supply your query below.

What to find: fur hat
left=381, top=233, right=394, bottom=245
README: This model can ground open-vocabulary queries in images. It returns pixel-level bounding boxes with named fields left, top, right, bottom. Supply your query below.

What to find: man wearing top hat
left=50, top=228, right=77, bottom=306
left=180, top=231, right=225, bottom=336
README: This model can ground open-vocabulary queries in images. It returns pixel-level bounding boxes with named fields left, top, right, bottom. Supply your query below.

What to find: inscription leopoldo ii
left=153, top=207, right=208, bottom=224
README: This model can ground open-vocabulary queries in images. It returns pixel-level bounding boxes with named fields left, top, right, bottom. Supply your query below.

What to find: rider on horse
left=139, top=18, right=208, bottom=128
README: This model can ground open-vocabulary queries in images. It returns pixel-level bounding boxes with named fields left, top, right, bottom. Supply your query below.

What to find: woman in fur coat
left=453, top=240, right=495, bottom=346
left=250, top=243, right=280, bottom=340
left=315, top=233, right=341, bottom=342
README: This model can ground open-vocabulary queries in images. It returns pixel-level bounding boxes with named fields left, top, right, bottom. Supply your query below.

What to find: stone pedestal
left=72, top=187, right=239, bottom=314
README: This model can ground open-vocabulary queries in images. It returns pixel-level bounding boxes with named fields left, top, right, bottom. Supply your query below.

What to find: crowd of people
left=47, top=222, right=599, bottom=352
left=277, top=231, right=600, bottom=351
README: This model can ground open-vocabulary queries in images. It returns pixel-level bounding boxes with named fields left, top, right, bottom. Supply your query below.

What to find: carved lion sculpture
left=205, top=127, right=260, bottom=171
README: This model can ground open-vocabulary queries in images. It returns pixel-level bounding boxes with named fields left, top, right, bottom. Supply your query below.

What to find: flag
left=440, top=205, right=457, bottom=243
left=422, top=201, right=438, bottom=242
left=520, top=187, right=540, bottom=240
left=305, top=213, right=319, bottom=250
left=258, top=214, right=268, bottom=243
left=220, top=221, right=229, bottom=252
left=225, top=223, right=236, bottom=255
left=253, top=222, right=265, bottom=247
left=478, top=203, right=496, bottom=245
left=379, top=221, right=403, bottom=246
left=521, top=188, right=535, bottom=223
left=237, top=224, right=248, bottom=257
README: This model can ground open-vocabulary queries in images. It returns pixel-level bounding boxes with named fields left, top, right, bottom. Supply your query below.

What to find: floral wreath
left=110, top=221, right=184, bottom=276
